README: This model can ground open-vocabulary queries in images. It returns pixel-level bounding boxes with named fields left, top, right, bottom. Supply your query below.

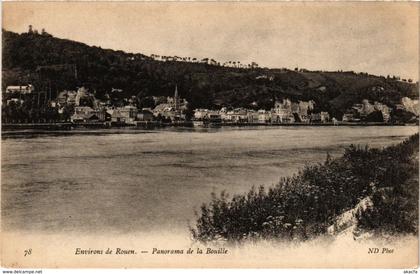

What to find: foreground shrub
left=355, top=134, right=419, bottom=235
left=191, top=134, right=419, bottom=243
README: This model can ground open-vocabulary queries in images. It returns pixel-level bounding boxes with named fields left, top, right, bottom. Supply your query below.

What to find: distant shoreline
left=1, top=121, right=418, bottom=132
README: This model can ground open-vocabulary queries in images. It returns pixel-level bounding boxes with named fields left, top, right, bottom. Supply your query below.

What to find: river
left=1, top=126, right=418, bottom=235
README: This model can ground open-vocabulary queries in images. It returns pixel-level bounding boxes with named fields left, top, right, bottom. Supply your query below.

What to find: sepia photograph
left=1, top=1, right=419, bottom=270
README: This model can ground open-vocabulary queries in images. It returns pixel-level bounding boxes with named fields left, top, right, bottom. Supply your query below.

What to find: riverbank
left=191, top=133, right=419, bottom=243
left=2, top=121, right=417, bottom=131
left=1, top=121, right=192, bottom=130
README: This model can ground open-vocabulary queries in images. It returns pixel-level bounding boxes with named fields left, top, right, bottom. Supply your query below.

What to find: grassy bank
left=191, top=134, right=419, bottom=243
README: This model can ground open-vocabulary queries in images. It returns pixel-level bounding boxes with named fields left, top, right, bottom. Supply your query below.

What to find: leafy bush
left=355, top=134, right=419, bottom=235
left=191, top=134, right=419, bottom=243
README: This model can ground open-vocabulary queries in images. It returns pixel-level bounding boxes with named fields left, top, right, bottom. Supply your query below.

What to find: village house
left=108, top=105, right=138, bottom=124
left=225, top=108, right=248, bottom=123
left=359, top=99, right=375, bottom=117
left=257, top=109, right=271, bottom=124
left=310, top=112, right=330, bottom=123
left=401, top=97, right=419, bottom=116
left=153, top=105, right=185, bottom=121
left=167, top=97, right=188, bottom=111
left=342, top=105, right=362, bottom=122
left=297, top=100, right=315, bottom=123
left=342, top=102, right=364, bottom=122
left=271, top=112, right=295, bottom=123
left=247, top=110, right=259, bottom=123
left=153, top=103, right=172, bottom=116
left=291, top=102, right=300, bottom=114
left=6, top=98, right=24, bottom=106
left=273, top=99, right=295, bottom=123
left=56, top=90, right=77, bottom=106
left=137, top=108, right=154, bottom=122
left=193, top=109, right=210, bottom=120
left=154, top=106, right=185, bottom=122
left=75, top=87, right=97, bottom=108
left=342, top=99, right=391, bottom=123
left=5, top=84, right=34, bottom=94
left=153, top=85, right=187, bottom=122
left=206, top=112, right=222, bottom=123
left=342, top=113, right=359, bottom=122
left=193, top=109, right=223, bottom=123
left=219, top=108, right=229, bottom=121
left=71, top=106, right=106, bottom=123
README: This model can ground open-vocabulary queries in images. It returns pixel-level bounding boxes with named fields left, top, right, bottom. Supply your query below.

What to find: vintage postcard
left=1, top=1, right=419, bottom=269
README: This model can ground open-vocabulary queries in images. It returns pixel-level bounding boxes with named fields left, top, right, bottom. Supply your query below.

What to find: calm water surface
left=2, top=126, right=418, bottom=234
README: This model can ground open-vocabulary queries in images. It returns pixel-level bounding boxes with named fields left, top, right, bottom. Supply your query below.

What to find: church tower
left=174, top=85, right=180, bottom=111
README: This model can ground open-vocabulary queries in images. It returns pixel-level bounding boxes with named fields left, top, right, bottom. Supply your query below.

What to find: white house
left=5, top=85, right=34, bottom=94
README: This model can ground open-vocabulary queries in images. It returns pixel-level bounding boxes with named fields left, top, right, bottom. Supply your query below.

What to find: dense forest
left=2, top=29, right=418, bottom=118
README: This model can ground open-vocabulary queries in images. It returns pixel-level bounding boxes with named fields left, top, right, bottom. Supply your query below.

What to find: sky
left=2, top=2, right=419, bottom=80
